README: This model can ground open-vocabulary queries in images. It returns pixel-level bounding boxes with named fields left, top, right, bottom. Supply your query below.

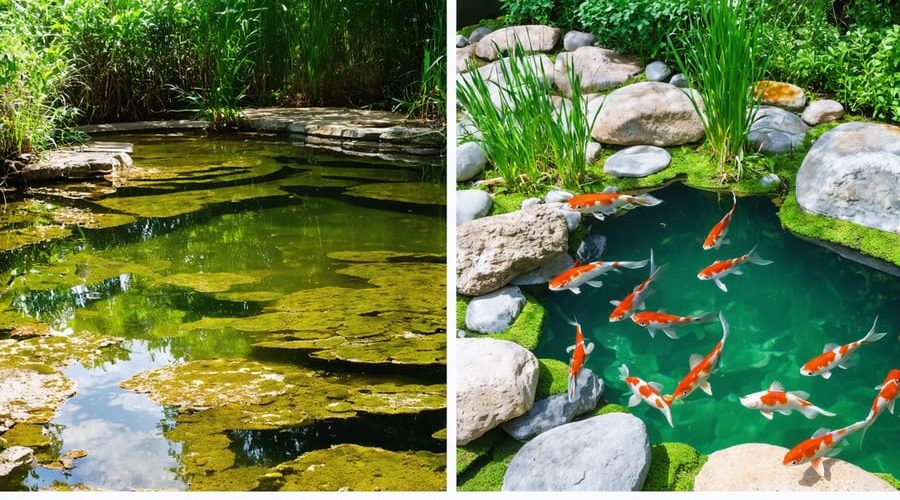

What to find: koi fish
left=739, top=380, right=836, bottom=420
left=664, top=312, right=728, bottom=403
left=619, top=364, right=673, bottom=427
left=609, top=249, right=665, bottom=322
left=703, top=192, right=737, bottom=250
left=783, top=420, right=868, bottom=476
left=859, top=368, right=899, bottom=447
left=566, top=318, right=595, bottom=402
left=630, top=310, right=717, bottom=340
left=800, top=316, right=887, bottom=379
left=697, top=244, right=772, bottom=292
left=549, top=257, right=648, bottom=294
left=565, top=186, right=662, bottom=220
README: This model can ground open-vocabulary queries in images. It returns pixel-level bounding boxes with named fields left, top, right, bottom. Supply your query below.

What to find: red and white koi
left=697, top=244, right=773, bottom=292
left=783, top=420, right=868, bottom=476
left=739, top=380, right=836, bottom=420
left=630, top=310, right=717, bottom=340
left=664, top=312, right=728, bottom=403
left=566, top=318, right=595, bottom=402
left=565, top=186, right=662, bottom=221
left=549, top=257, right=648, bottom=294
left=609, top=249, right=665, bottom=322
left=859, top=368, right=899, bottom=447
left=619, top=364, right=673, bottom=427
left=703, top=192, right=737, bottom=250
left=800, top=316, right=887, bottom=379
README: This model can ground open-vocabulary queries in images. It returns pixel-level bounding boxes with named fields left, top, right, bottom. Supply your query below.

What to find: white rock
left=604, top=145, right=672, bottom=177
left=465, top=286, right=526, bottom=333
left=592, top=82, right=705, bottom=146
left=801, top=100, right=845, bottom=126
left=456, top=189, right=493, bottom=225
left=475, top=25, right=561, bottom=61
left=554, top=47, right=642, bottom=97
left=645, top=61, right=672, bottom=82
left=457, top=142, right=487, bottom=182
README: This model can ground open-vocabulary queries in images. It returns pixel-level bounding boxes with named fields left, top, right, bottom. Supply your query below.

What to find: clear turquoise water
left=534, top=183, right=900, bottom=475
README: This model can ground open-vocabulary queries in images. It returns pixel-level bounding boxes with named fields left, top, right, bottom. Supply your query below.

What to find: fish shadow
left=798, top=459, right=837, bottom=486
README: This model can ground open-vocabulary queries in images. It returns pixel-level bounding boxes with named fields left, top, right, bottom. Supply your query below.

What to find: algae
left=875, top=473, right=900, bottom=490
left=643, top=442, right=707, bottom=491
left=161, top=272, right=260, bottom=293
left=589, top=402, right=631, bottom=416
left=95, top=181, right=289, bottom=218
left=254, top=444, right=445, bottom=491
left=343, top=182, right=446, bottom=206
left=0, top=368, right=75, bottom=425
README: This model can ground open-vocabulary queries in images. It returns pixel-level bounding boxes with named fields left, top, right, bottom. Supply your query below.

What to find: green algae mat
left=0, top=133, right=446, bottom=491
left=533, top=182, right=899, bottom=478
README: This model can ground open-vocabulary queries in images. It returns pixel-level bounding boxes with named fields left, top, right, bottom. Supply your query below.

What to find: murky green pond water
left=534, top=183, right=899, bottom=476
left=0, top=133, right=446, bottom=491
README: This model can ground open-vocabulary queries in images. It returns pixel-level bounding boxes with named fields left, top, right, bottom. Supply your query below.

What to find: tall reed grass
left=458, top=45, right=595, bottom=193
left=668, top=0, right=766, bottom=180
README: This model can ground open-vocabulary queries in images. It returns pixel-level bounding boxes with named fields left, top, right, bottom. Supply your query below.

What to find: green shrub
left=578, top=0, right=701, bottom=60
left=501, top=0, right=555, bottom=25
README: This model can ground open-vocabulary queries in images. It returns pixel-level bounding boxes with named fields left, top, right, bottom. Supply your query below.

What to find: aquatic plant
left=667, top=0, right=766, bottom=181
left=458, top=43, right=595, bottom=193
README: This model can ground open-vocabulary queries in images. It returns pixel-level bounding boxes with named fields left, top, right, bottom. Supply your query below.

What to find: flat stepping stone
left=604, top=145, right=672, bottom=177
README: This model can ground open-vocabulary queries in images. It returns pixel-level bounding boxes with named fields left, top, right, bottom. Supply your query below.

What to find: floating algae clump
left=255, top=444, right=445, bottom=491
left=343, top=182, right=446, bottom=206
left=161, top=272, right=260, bottom=293
left=643, top=442, right=707, bottom=491
left=0, top=368, right=75, bottom=425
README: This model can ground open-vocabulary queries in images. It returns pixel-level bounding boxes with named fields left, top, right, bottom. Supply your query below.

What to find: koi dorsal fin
left=812, top=428, right=830, bottom=438
left=649, top=381, right=664, bottom=393
left=602, top=186, right=619, bottom=194
left=769, top=380, right=784, bottom=392
left=823, top=343, right=839, bottom=353
left=689, top=354, right=703, bottom=369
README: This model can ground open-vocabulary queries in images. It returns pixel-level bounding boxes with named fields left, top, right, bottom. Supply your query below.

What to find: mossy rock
left=643, top=442, right=707, bottom=491
left=536, top=358, right=569, bottom=399
left=1, top=423, right=59, bottom=463
left=874, top=473, right=900, bottom=490
left=343, top=182, right=446, bottom=206
left=255, top=444, right=445, bottom=491
left=457, top=433, right=523, bottom=492
left=161, top=272, right=260, bottom=293
left=485, top=297, right=544, bottom=351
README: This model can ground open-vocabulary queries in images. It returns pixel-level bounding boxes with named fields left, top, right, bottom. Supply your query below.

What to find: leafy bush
left=500, top=0, right=555, bottom=25
left=578, top=0, right=701, bottom=60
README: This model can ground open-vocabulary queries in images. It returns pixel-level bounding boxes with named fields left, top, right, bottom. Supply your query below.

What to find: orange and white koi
left=800, top=317, right=887, bottom=379
left=566, top=318, right=595, bottom=402
left=697, top=244, right=772, bottom=292
left=609, top=249, right=665, bottom=322
left=739, top=380, right=836, bottom=420
left=703, top=192, right=737, bottom=250
left=549, top=257, right=648, bottom=294
left=630, top=310, right=717, bottom=340
left=783, top=420, right=868, bottom=476
left=619, top=364, right=673, bottom=427
left=565, top=186, right=662, bottom=221
left=859, top=368, right=899, bottom=447
left=664, top=312, right=728, bottom=403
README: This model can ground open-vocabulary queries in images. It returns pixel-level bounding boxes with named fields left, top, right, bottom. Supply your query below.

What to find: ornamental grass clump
left=668, top=0, right=766, bottom=181
left=458, top=44, right=596, bottom=193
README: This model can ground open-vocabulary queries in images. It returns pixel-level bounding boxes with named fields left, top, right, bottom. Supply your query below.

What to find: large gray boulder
left=502, top=369, right=604, bottom=441
left=604, top=145, right=672, bottom=177
left=465, top=286, right=527, bottom=333
left=502, top=413, right=651, bottom=491
left=456, top=189, right=493, bottom=225
left=801, top=99, right=845, bottom=126
left=592, top=82, right=705, bottom=146
left=795, top=122, right=900, bottom=233
left=456, top=45, right=482, bottom=73
left=457, top=338, right=539, bottom=444
left=748, top=106, right=809, bottom=154
left=554, top=47, right=642, bottom=97
left=475, top=25, right=561, bottom=61
left=457, top=205, right=569, bottom=296
left=457, top=142, right=487, bottom=181
left=694, top=443, right=895, bottom=491
left=0, top=446, right=36, bottom=478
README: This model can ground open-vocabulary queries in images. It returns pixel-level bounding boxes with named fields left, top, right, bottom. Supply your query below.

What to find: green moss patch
left=643, top=442, right=707, bottom=491
left=875, top=473, right=900, bottom=490
left=484, top=297, right=545, bottom=350
left=488, top=192, right=528, bottom=215
left=161, top=272, right=260, bottom=293
left=256, top=444, right=445, bottom=491
left=536, top=358, right=569, bottom=399
left=457, top=432, right=523, bottom=491
left=589, top=402, right=631, bottom=416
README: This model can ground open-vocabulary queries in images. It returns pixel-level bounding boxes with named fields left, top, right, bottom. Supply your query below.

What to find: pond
left=0, top=133, right=446, bottom=491
left=533, top=183, right=899, bottom=476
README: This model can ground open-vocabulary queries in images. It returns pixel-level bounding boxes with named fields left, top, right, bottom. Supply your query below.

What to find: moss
left=0, top=423, right=58, bottom=462
left=457, top=428, right=503, bottom=476
left=255, top=444, right=445, bottom=491
left=875, top=473, right=900, bottom=490
left=161, top=272, right=260, bottom=293
left=486, top=297, right=545, bottom=350
left=589, top=402, right=631, bottom=416
left=535, top=358, right=569, bottom=399
left=457, top=433, right=523, bottom=491
left=458, top=18, right=507, bottom=37
left=456, top=296, right=470, bottom=330
left=643, top=442, right=707, bottom=491
left=343, top=182, right=446, bottom=206
left=778, top=191, right=900, bottom=266
left=488, top=193, right=529, bottom=215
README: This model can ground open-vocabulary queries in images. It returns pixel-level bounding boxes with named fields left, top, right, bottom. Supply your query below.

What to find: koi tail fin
left=694, top=311, right=718, bottom=324
left=843, top=419, right=869, bottom=437
left=649, top=248, right=655, bottom=276
left=746, top=244, right=773, bottom=266
left=730, top=191, right=737, bottom=210
left=798, top=405, right=836, bottom=419
left=631, top=193, right=663, bottom=207
left=718, top=311, right=729, bottom=344
left=618, top=259, right=649, bottom=270
left=860, top=316, right=887, bottom=344
left=663, top=406, right=674, bottom=428
left=618, top=364, right=630, bottom=381
left=567, top=373, right=577, bottom=402
left=859, top=413, right=876, bottom=449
